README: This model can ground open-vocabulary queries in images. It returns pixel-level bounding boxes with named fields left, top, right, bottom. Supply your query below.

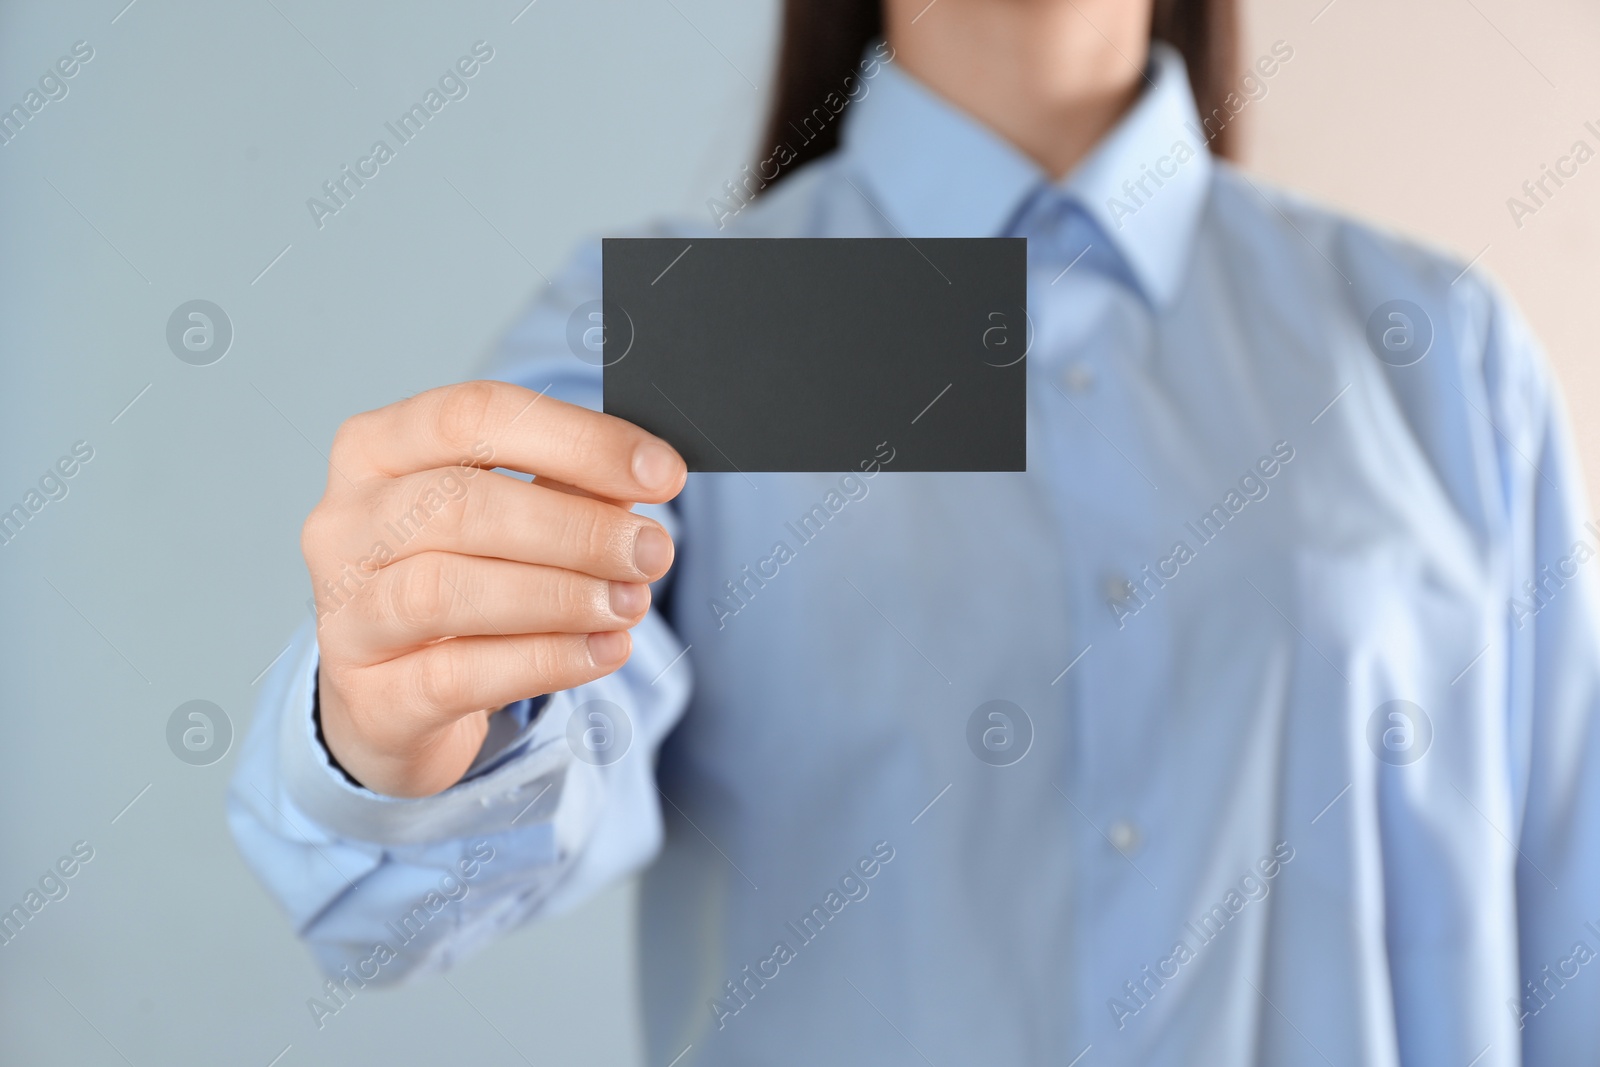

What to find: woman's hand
left=300, top=380, right=687, bottom=798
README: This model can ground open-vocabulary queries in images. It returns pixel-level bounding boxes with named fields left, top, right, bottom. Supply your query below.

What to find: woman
left=230, top=0, right=1600, bottom=1063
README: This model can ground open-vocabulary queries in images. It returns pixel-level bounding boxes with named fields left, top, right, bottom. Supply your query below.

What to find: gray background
left=3, top=0, right=1597, bottom=1064
left=0, top=0, right=772, bottom=1063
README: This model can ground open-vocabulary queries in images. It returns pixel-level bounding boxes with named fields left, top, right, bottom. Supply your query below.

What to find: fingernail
left=633, top=524, right=673, bottom=576
left=610, top=581, right=649, bottom=617
left=632, top=440, right=681, bottom=493
left=587, top=630, right=630, bottom=666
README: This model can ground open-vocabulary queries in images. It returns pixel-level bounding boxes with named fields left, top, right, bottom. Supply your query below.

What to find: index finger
left=336, top=380, right=687, bottom=503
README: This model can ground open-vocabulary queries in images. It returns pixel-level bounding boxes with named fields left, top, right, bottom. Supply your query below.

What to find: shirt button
left=1104, top=572, right=1134, bottom=605
left=1107, top=819, right=1141, bottom=854
left=1061, top=361, right=1096, bottom=393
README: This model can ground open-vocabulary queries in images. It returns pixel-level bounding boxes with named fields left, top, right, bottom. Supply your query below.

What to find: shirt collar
left=840, top=41, right=1212, bottom=308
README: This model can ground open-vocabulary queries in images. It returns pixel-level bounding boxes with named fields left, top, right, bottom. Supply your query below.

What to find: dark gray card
left=601, top=237, right=1027, bottom=472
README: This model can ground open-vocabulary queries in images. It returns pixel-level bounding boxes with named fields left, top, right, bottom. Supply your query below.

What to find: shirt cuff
left=312, top=674, right=548, bottom=787
left=281, top=639, right=582, bottom=847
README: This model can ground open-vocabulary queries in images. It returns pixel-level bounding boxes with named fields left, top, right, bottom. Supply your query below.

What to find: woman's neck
left=882, top=0, right=1151, bottom=179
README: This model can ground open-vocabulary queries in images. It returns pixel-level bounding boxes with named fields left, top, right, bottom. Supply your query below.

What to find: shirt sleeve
left=225, top=236, right=694, bottom=983
left=1472, top=279, right=1600, bottom=1059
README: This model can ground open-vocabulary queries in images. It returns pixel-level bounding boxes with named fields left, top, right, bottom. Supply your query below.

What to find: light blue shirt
left=230, top=42, right=1600, bottom=1066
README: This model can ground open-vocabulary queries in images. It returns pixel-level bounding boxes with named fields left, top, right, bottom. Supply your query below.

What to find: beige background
left=1243, top=0, right=1600, bottom=502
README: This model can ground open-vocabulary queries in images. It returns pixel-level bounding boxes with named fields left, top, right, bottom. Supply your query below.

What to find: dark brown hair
left=760, top=0, right=1239, bottom=186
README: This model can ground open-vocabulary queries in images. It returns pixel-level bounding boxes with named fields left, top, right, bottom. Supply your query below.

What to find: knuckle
left=572, top=502, right=627, bottom=569
left=299, top=506, right=331, bottom=562
left=552, top=571, right=601, bottom=622
left=412, top=646, right=470, bottom=715
left=383, top=556, right=450, bottom=629
left=430, top=381, right=499, bottom=453
left=329, top=411, right=372, bottom=467
left=530, top=634, right=582, bottom=683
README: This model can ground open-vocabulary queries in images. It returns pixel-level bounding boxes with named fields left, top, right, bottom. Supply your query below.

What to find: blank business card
left=601, top=237, right=1026, bottom=473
